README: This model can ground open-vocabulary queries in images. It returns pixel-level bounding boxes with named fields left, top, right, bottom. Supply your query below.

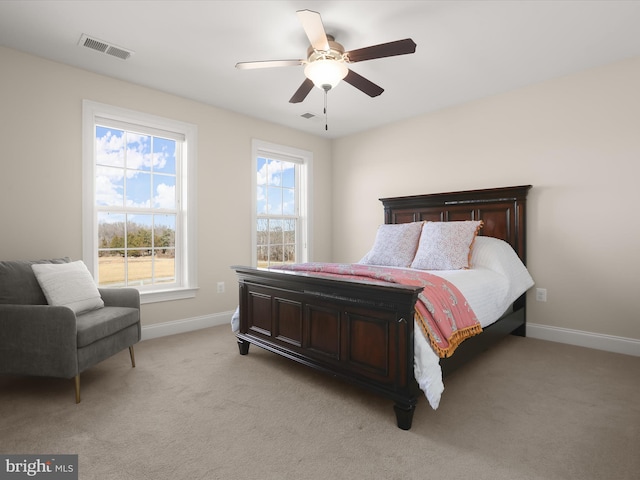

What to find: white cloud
left=96, top=168, right=123, bottom=206
left=153, top=150, right=169, bottom=170
left=154, top=183, right=176, bottom=209
left=96, top=130, right=124, bottom=167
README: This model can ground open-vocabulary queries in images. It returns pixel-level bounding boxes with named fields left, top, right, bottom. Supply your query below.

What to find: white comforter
left=413, top=236, right=535, bottom=409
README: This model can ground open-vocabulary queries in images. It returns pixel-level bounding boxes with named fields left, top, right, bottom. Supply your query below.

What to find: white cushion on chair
left=32, top=260, right=104, bottom=314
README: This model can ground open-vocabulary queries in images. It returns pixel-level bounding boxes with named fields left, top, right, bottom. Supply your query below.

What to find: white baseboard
left=527, top=323, right=640, bottom=357
left=140, top=310, right=234, bottom=341
left=139, top=315, right=640, bottom=358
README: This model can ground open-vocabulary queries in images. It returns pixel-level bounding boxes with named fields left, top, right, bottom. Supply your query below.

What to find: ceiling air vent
left=78, top=34, right=134, bottom=60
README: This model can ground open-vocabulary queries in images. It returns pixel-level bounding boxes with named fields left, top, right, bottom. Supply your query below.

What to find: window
left=83, top=101, right=197, bottom=303
left=252, top=140, right=312, bottom=268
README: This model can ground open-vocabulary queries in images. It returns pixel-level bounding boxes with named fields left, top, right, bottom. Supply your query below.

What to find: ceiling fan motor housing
left=306, top=35, right=346, bottom=62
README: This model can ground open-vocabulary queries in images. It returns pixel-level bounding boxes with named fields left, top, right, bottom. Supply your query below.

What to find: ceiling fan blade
left=297, top=9, right=329, bottom=51
left=343, top=69, right=384, bottom=98
left=346, top=38, right=417, bottom=63
left=289, top=78, right=314, bottom=103
left=236, top=60, right=304, bottom=70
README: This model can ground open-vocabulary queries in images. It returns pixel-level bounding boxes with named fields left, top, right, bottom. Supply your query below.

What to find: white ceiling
left=1, top=1, right=640, bottom=139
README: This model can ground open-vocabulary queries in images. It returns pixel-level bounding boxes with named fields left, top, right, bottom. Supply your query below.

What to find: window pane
left=153, top=137, right=176, bottom=174
left=98, top=252, right=125, bottom=286
left=281, top=162, right=295, bottom=188
left=267, top=186, right=282, bottom=215
left=96, top=127, right=124, bottom=167
left=282, top=187, right=295, bottom=215
left=155, top=252, right=175, bottom=284
left=126, top=133, right=151, bottom=171
left=128, top=256, right=152, bottom=285
left=98, top=212, right=125, bottom=253
left=256, top=246, right=268, bottom=267
left=269, top=245, right=283, bottom=263
left=97, top=210, right=125, bottom=286
left=269, top=159, right=282, bottom=186
left=127, top=214, right=153, bottom=250
left=256, top=185, right=266, bottom=214
left=256, top=157, right=267, bottom=185
left=256, top=218, right=268, bottom=245
left=96, top=166, right=124, bottom=207
left=269, top=219, right=283, bottom=245
left=283, top=218, right=296, bottom=245
left=126, top=171, right=152, bottom=208
left=154, top=214, right=175, bottom=249
left=153, top=215, right=175, bottom=284
left=153, top=174, right=176, bottom=209
left=284, top=244, right=295, bottom=264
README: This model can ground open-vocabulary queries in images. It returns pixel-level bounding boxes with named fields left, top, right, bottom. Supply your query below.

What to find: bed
left=232, top=185, right=533, bottom=430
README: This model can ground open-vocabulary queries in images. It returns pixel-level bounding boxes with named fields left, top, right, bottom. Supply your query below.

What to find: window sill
left=140, top=287, right=199, bottom=305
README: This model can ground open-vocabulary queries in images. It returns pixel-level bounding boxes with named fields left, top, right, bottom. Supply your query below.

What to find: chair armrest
left=99, top=288, right=140, bottom=309
left=0, top=304, right=78, bottom=378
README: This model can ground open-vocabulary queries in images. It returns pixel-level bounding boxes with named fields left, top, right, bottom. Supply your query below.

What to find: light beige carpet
left=1, top=325, right=639, bottom=480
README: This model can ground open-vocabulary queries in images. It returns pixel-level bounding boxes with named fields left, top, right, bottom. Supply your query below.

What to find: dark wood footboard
left=233, top=266, right=424, bottom=429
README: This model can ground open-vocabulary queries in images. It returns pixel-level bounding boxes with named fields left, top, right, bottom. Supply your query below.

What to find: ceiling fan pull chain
left=324, top=85, right=329, bottom=131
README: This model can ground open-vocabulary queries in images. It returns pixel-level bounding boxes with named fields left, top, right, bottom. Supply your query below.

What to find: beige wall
left=2, top=45, right=638, bottom=343
left=0, top=46, right=332, bottom=326
left=331, top=56, right=640, bottom=341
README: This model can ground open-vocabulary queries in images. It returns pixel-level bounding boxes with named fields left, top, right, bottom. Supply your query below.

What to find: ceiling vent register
left=78, top=34, right=134, bottom=60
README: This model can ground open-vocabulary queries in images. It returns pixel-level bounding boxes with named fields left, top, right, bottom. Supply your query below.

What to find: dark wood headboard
left=380, top=185, right=532, bottom=264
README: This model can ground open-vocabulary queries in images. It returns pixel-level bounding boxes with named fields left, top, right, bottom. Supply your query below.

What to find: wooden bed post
left=394, top=404, right=415, bottom=431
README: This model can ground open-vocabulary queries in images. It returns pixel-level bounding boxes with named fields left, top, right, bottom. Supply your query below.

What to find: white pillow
left=32, top=260, right=104, bottom=314
left=358, top=221, right=423, bottom=267
left=411, top=220, right=483, bottom=270
left=470, top=236, right=535, bottom=301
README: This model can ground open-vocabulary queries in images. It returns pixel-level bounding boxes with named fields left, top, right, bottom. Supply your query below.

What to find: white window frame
left=251, top=139, right=312, bottom=267
left=82, top=100, right=198, bottom=303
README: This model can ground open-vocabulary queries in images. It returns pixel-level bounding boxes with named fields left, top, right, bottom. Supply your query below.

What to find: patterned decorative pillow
left=410, top=220, right=484, bottom=270
left=359, top=221, right=424, bottom=267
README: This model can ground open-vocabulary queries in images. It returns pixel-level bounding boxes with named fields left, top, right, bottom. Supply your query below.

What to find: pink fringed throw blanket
left=273, top=263, right=482, bottom=358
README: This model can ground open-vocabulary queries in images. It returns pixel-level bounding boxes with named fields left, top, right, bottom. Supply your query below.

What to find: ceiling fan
left=235, top=9, right=417, bottom=104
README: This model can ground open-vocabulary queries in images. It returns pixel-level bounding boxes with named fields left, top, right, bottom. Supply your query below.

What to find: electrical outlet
left=217, top=282, right=225, bottom=293
left=536, top=288, right=547, bottom=302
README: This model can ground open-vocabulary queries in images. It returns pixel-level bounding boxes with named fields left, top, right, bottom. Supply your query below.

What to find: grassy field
left=99, top=256, right=175, bottom=285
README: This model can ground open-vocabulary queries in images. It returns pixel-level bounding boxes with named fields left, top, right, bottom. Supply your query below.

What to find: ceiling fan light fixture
left=236, top=10, right=416, bottom=107
left=304, top=59, right=348, bottom=90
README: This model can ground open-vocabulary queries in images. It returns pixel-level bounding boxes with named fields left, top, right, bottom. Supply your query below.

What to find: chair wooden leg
left=74, top=375, right=81, bottom=404
left=129, top=346, right=136, bottom=368
left=73, top=347, right=135, bottom=404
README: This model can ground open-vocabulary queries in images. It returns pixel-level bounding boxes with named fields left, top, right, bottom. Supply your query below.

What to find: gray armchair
left=0, top=258, right=141, bottom=402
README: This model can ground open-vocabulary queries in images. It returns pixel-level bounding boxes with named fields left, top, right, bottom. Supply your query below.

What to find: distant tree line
left=99, top=221, right=174, bottom=257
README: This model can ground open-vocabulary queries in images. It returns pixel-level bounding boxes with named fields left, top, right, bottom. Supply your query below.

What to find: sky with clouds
left=256, top=157, right=296, bottom=220
left=95, top=126, right=176, bottom=229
